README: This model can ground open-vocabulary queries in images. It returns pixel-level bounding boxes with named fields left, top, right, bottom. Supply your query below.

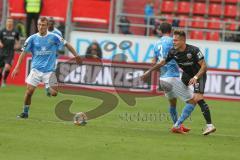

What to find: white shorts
left=26, top=69, right=58, bottom=88
left=159, top=77, right=193, bottom=102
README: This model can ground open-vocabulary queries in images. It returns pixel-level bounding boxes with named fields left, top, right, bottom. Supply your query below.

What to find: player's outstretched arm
left=141, top=59, right=166, bottom=81
left=11, top=52, right=26, bottom=78
left=65, top=43, right=82, bottom=64
left=0, top=40, right=3, bottom=48
left=189, top=59, right=207, bottom=85
left=14, top=39, right=21, bottom=50
left=0, top=31, right=4, bottom=48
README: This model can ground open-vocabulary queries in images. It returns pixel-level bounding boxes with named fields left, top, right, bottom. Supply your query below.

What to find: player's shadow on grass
left=53, top=45, right=166, bottom=121
left=55, top=89, right=119, bottom=121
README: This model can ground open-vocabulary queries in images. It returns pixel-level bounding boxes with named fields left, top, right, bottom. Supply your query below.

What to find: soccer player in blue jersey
left=11, top=17, right=82, bottom=118
left=153, top=22, right=193, bottom=133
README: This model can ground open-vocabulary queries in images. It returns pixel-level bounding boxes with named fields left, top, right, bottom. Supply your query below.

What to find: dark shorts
left=0, top=50, right=15, bottom=68
left=181, top=73, right=207, bottom=94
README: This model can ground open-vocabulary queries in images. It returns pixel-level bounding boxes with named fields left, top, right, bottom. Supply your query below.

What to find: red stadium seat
left=178, top=15, right=188, bottom=27
left=193, top=3, right=206, bottom=15
left=177, top=2, right=191, bottom=14
left=225, top=0, right=238, bottom=4
left=209, top=0, right=222, bottom=3
left=191, top=16, right=206, bottom=28
left=189, top=31, right=204, bottom=40
left=224, top=19, right=237, bottom=31
left=207, top=17, right=222, bottom=29
left=163, top=14, right=173, bottom=24
left=206, top=32, right=220, bottom=41
left=208, top=4, right=222, bottom=16
left=72, top=0, right=110, bottom=24
left=161, top=1, right=175, bottom=13
left=224, top=5, right=237, bottom=17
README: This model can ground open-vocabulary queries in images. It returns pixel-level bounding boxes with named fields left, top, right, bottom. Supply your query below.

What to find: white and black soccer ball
left=73, top=112, right=87, bottom=126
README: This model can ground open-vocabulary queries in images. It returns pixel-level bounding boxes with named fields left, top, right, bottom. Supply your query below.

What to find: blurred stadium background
left=0, top=0, right=240, bottom=160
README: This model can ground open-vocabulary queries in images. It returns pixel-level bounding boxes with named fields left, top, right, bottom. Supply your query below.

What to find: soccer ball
left=73, top=112, right=87, bottom=126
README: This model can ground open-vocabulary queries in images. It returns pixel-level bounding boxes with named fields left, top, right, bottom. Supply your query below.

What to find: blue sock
left=169, top=106, right=178, bottom=123
left=174, top=103, right=195, bottom=128
left=23, top=105, right=29, bottom=114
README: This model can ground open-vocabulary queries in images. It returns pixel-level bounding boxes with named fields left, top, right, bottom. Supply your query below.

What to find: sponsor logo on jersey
left=187, top=53, right=192, bottom=59
left=197, top=51, right=204, bottom=59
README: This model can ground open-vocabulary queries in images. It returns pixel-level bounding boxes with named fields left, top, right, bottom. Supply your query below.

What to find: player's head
left=48, top=17, right=55, bottom=31
left=159, top=22, right=172, bottom=35
left=173, top=30, right=186, bottom=50
left=6, top=17, right=14, bottom=30
left=37, top=17, right=48, bottom=35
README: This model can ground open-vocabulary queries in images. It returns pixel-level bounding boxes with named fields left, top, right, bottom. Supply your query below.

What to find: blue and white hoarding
left=70, top=31, right=240, bottom=70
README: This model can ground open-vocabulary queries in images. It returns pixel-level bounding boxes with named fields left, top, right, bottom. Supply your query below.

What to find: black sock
left=0, top=71, right=2, bottom=84
left=198, top=100, right=212, bottom=124
left=3, top=70, right=10, bottom=82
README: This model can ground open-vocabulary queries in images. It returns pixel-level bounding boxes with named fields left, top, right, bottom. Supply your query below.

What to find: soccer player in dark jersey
left=0, top=18, right=20, bottom=87
left=141, top=30, right=216, bottom=135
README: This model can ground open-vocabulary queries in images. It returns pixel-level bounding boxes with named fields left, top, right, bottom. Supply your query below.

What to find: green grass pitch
left=0, top=86, right=240, bottom=160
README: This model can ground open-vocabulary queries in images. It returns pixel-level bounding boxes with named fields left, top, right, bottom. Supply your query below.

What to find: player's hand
left=11, top=67, right=20, bottom=78
left=188, top=77, right=197, bottom=85
left=75, top=55, right=82, bottom=65
left=0, top=42, right=4, bottom=48
left=140, top=71, right=150, bottom=82
left=14, top=44, right=21, bottom=50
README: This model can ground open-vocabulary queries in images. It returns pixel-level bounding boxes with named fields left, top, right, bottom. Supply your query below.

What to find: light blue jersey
left=51, top=27, right=62, bottom=37
left=50, top=28, right=64, bottom=51
left=23, top=32, right=66, bottom=73
left=154, top=36, right=179, bottom=78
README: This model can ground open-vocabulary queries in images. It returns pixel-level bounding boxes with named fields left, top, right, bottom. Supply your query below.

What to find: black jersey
left=165, top=44, right=205, bottom=77
left=0, top=28, right=19, bottom=53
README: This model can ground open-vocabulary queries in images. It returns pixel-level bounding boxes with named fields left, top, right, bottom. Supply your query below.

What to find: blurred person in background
left=24, top=0, right=43, bottom=37
left=48, top=17, right=62, bottom=37
left=223, top=23, right=235, bottom=42
left=235, top=26, right=240, bottom=42
left=48, top=17, right=64, bottom=55
left=85, top=40, right=102, bottom=59
left=119, top=16, right=132, bottom=35
left=172, top=14, right=180, bottom=28
left=144, top=0, right=155, bottom=35
left=0, top=18, right=20, bottom=87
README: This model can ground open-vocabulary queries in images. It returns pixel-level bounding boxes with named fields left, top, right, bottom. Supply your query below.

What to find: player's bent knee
left=26, top=90, right=34, bottom=97
left=51, top=91, right=58, bottom=97
left=26, top=86, right=35, bottom=96
left=169, top=98, right=177, bottom=106
left=194, top=98, right=200, bottom=103
left=187, top=98, right=196, bottom=105
left=194, top=94, right=204, bottom=102
left=49, top=87, right=58, bottom=96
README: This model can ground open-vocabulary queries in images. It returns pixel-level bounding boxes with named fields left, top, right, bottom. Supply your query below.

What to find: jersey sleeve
left=165, top=50, right=174, bottom=63
left=56, top=30, right=63, bottom=37
left=54, top=34, right=67, bottom=46
left=194, top=47, right=204, bottom=62
left=22, top=36, right=33, bottom=53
